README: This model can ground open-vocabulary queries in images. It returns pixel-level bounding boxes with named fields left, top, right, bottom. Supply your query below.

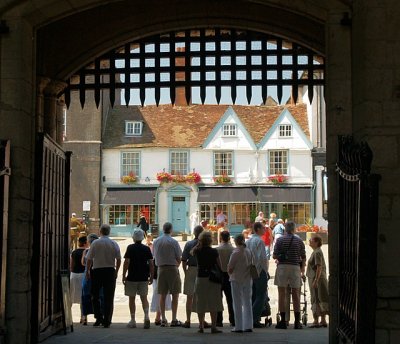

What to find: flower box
left=185, top=172, right=202, bottom=184
left=267, top=174, right=288, bottom=184
left=213, top=174, right=232, bottom=185
left=156, top=171, right=173, bottom=183
left=121, top=172, right=138, bottom=184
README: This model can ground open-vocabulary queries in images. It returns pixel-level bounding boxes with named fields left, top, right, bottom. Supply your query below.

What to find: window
left=279, top=124, right=292, bottom=137
left=214, top=151, right=233, bottom=176
left=109, top=204, right=155, bottom=226
left=125, top=121, right=143, bottom=135
left=170, top=151, right=188, bottom=175
left=223, top=124, right=237, bottom=136
left=121, top=152, right=140, bottom=176
left=269, top=150, right=288, bottom=175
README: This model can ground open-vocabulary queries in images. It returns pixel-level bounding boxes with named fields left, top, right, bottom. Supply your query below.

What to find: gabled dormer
left=258, top=108, right=312, bottom=150
left=202, top=106, right=256, bottom=150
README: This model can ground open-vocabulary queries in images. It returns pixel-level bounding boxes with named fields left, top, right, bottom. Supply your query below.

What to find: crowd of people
left=69, top=212, right=329, bottom=333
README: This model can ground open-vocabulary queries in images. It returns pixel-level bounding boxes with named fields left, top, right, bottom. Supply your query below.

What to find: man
left=152, top=222, right=182, bottom=327
left=216, top=231, right=235, bottom=327
left=247, top=221, right=268, bottom=328
left=181, top=225, right=203, bottom=328
left=273, top=221, right=306, bottom=329
left=216, top=209, right=227, bottom=227
left=273, top=218, right=285, bottom=242
left=122, top=229, right=154, bottom=329
left=86, top=224, right=121, bottom=328
left=255, top=211, right=264, bottom=223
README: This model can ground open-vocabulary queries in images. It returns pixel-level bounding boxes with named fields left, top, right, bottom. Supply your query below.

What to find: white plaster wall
left=157, top=188, right=169, bottom=224
left=190, top=149, right=213, bottom=183
left=235, top=151, right=257, bottom=183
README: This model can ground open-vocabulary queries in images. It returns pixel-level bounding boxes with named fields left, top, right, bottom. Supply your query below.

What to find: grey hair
left=87, top=233, right=99, bottom=244
left=163, top=222, right=173, bottom=234
left=100, top=224, right=111, bottom=236
left=285, top=221, right=295, bottom=233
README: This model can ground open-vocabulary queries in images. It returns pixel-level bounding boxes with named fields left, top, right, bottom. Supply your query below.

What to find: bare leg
left=291, top=288, right=301, bottom=313
left=186, top=295, right=193, bottom=323
left=159, top=294, right=167, bottom=321
left=278, top=287, right=286, bottom=312
left=171, top=293, right=179, bottom=321
left=198, top=312, right=205, bottom=329
left=210, top=311, right=217, bottom=329
left=140, top=295, right=149, bottom=320
left=129, top=296, right=136, bottom=319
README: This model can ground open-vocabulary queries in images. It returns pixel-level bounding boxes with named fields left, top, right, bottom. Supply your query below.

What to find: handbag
left=209, top=264, right=222, bottom=284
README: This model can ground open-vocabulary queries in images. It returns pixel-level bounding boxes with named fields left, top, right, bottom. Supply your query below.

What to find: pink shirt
left=228, top=246, right=252, bottom=283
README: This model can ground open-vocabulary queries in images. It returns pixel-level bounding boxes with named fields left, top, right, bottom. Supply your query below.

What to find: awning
left=197, top=187, right=258, bottom=203
left=103, top=188, right=156, bottom=205
left=258, top=187, right=312, bottom=203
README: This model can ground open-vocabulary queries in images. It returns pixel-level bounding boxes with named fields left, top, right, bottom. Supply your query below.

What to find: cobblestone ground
left=46, top=236, right=329, bottom=344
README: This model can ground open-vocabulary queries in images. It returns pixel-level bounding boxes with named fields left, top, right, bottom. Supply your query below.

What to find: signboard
left=82, top=201, right=91, bottom=212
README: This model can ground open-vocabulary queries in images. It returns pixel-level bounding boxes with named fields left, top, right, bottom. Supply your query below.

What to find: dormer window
left=279, top=124, right=292, bottom=137
left=223, top=124, right=237, bottom=136
left=125, top=121, right=143, bottom=136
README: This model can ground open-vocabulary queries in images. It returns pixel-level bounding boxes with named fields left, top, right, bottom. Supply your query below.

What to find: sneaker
left=144, top=319, right=150, bottom=329
left=127, top=319, right=137, bottom=328
left=160, top=319, right=168, bottom=327
left=275, top=321, right=287, bottom=329
left=182, top=321, right=191, bottom=328
left=170, top=320, right=182, bottom=327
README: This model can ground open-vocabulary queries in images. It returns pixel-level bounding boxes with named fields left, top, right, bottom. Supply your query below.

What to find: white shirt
left=228, top=246, right=252, bottom=283
left=153, top=233, right=182, bottom=266
left=86, top=236, right=121, bottom=269
left=246, top=234, right=268, bottom=274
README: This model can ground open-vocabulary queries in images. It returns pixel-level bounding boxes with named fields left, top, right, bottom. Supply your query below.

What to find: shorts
left=125, top=281, right=148, bottom=297
left=183, top=266, right=198, bottom=296
left=274, top=264, right=302, bottom=289
left=157, top=266, right=181, bottom=295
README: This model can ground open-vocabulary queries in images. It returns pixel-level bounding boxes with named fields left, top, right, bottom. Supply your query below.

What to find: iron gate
left=336, top=136, right=380, bottom=343
left=31, top=134, right=71, bottom=342
left=0, top=140, right=10, bottom=341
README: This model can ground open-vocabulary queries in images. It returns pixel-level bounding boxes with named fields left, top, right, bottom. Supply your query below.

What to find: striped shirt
left=273, top=233, right=306, bottom=266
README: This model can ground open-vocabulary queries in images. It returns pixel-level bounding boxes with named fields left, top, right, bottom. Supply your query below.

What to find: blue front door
left=172, top=197, right=186, bottom=232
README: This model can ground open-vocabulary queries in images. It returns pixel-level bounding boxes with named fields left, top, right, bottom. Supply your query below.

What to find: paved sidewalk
left=45, top=236, right=329, bottom=344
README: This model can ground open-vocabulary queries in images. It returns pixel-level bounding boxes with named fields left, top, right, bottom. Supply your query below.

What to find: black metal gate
left=31, top=134, right=71, bottom=342
left=0, top=140, right=10, bottom=341
left=336, top=136, right=380, bottom=343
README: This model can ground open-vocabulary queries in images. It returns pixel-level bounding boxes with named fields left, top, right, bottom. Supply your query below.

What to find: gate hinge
left=0, top=167, right=11, bottom=176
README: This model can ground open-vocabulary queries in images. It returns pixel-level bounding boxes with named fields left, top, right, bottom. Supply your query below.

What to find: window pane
left=170, top=151, right=188, bottom=175
left=279, top=124, right=292, bottom=137
left=214, top=151, right=233, bottom=175
left=269, top=150, right=288, bottom=174
left=121, top=152, right=140, bottom=176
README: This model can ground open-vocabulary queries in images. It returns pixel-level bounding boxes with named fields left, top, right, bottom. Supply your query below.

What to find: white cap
left=132, top=229, right=144, bottom=242
left=72, top=212, right=76, bottom=217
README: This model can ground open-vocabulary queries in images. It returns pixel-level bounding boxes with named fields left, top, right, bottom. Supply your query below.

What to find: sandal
left=160, top=320, right=168, bottom=327
left=170, top=320, right=182, bottom=327
left=182, top=321, right=190, bottom=328
left=154, top=319, right=161, bottom=326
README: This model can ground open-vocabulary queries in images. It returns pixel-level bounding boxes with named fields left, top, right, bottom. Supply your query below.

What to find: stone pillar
left=314, top=165, right=328, bottom=228
left=43, top=80, right=67, bottom=142
left=56, top=98, right=65, bottom=144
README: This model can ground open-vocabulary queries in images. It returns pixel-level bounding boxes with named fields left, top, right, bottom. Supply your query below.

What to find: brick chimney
left=175, top=47, right=189, bottom=106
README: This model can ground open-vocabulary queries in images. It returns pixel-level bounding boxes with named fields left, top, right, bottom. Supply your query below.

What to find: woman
left=306, top=235, right=329, bottom=327
left=191, top=231, right=223, bottom=334
left=137, top=213, right=149, bottom=235
left=228, top=234, right=253, bottom=333
left=80, top=233, right=99, bottom=325
left=70, top=236, right=87, bottom=324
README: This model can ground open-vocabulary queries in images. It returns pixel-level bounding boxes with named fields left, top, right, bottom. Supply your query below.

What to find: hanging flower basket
left=156, top=171, right=173, bottom=183
left=213, top=174, right=232, bottom=185
left=121, top=172, right=138, bottom=184
left=185, top=172, right=202, bottom=184
left=267, top=174, right=288, bottom=185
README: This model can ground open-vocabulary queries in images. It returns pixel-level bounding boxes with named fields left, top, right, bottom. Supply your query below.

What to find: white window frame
left=170, top=151, right=189, bottom=175
left=125, top=121, right=143, bottom=136
left=214, top=151, right=233, bottom=176
left=278, top=124, right=292, bottom=137
left=269, top=150, right=288, bottom=175
left=222, top=124, right=237, bottom=137
left=121, top=151, right=141, bottom=177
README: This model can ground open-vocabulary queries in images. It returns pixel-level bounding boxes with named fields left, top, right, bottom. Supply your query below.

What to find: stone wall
left=352, top=1, right=400, bottom=343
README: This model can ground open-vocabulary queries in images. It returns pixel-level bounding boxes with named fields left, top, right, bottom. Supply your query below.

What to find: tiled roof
left=102, top=103, right=309, bottom=149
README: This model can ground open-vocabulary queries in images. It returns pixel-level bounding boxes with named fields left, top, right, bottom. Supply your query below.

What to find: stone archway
left=4, top=1, right=383, bottom=343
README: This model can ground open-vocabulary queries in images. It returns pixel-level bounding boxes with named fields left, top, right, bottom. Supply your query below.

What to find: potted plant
left=267, top=174, right=288, bottom=185
left=172, top=174, right=186, bottom=183
left=185, top=172, right=202, bottom=184
left=156, top=171, right=173, bottom=184
left=121, top=172, right=138, bottom=184
left=213, top=173, right=232, bottom=185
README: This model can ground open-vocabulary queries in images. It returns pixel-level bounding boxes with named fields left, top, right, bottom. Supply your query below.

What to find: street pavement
left=46, top=235, right=329, bottom=343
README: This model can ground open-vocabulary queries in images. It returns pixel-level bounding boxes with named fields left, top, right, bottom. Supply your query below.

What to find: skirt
left=193, top=277, right=223, bottom=313
left=70, top=272, right=84, bottom=304
left=150, top=279, right=172, bottom=312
